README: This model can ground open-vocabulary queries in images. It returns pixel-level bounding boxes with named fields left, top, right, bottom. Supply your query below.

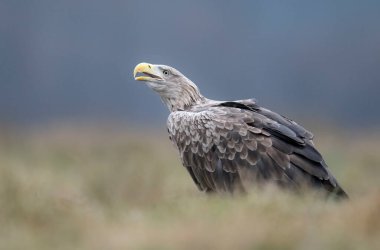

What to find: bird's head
left=133, top=62, right=204, bottom=111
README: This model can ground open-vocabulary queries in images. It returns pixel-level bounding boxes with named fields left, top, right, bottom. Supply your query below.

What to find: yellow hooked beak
left=133, top=62, right=162, bottom=81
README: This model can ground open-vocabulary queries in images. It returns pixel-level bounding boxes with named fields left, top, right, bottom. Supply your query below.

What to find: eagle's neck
left=162, top=83, right=206, bottom=112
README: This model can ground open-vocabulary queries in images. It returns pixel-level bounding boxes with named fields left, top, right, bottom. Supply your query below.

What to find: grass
left=0, top=124, right=380, bottom=249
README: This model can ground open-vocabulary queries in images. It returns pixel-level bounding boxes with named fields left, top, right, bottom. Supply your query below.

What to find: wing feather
left=167, top=100, right=347, bottom=198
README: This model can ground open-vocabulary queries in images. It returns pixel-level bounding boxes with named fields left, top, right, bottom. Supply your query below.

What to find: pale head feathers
left=134, top=63, right=205, bottom=112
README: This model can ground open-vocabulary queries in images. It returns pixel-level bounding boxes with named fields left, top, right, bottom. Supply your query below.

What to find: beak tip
left=133, top=62, right=155, bottom=81
left=133, top=62, right=149, bottom=78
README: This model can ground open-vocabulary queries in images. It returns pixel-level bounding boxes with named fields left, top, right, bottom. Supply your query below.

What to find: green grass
left=0, top=125, right=380, bottom=249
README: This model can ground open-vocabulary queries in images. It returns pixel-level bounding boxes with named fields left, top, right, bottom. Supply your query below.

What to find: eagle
left=133, top=62, right=348, bottom=199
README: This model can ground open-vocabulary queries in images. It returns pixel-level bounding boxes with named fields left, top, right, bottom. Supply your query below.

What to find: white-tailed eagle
left=133, top=62, right=348, bottom=199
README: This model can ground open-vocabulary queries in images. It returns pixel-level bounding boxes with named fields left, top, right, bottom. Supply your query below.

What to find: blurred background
left=1, top=1, right=380, bottom=249
left=1, top=0, right=380, bottom=127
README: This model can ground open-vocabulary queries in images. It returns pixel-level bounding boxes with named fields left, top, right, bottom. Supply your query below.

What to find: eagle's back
left=167, top=99, right=348, bottom=198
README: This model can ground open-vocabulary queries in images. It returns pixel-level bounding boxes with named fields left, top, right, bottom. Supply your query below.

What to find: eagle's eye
left=163, top=70, right=169, bottom=76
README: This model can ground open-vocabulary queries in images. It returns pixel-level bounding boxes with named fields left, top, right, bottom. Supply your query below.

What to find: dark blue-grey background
left=1, top=0, right=380, bottom=127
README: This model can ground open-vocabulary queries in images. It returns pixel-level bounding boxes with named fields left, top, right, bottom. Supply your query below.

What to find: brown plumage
left=133, top=62, right=348, bottom=199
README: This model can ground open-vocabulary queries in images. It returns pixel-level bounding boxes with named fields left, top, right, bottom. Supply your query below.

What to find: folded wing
left=167, top=99, right=348, bottom=198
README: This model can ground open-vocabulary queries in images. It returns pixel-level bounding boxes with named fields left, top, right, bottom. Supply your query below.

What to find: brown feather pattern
left=167, top=100, right=348, bottom=198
